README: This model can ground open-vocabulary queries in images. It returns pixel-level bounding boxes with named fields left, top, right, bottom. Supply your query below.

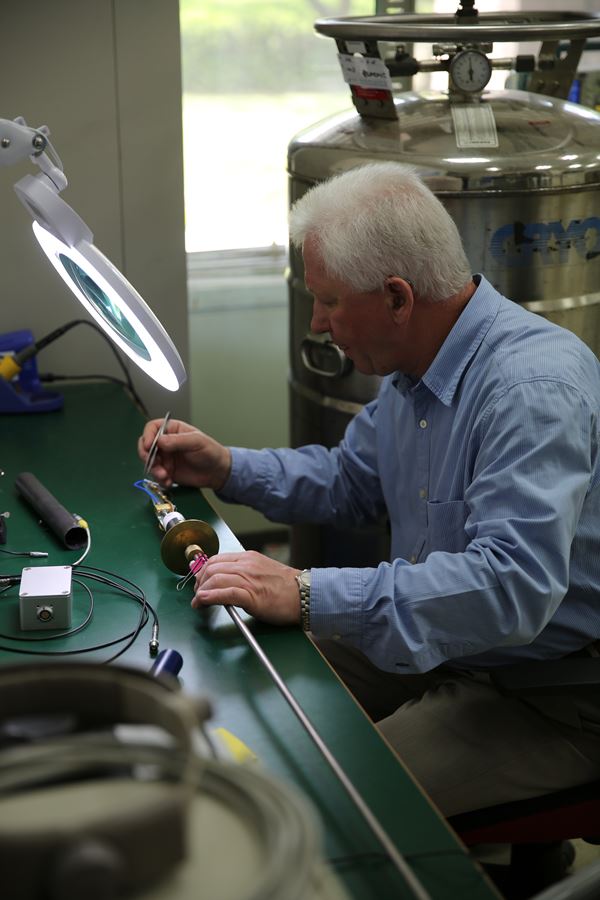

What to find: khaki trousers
left=316, top=639, right=600, bottom=817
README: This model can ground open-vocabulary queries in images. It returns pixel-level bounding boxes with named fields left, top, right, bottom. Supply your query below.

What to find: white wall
left=0, top=0, right=189, bottom=419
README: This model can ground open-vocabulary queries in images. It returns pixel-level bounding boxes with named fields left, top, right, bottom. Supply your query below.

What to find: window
left=180, top=0, right=374, bottom=253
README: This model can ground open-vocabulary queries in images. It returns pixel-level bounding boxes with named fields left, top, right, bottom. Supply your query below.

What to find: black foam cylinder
left=15, top=472, right=87, bottom=549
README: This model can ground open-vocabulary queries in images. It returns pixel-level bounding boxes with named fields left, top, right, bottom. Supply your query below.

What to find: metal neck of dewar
left=315, top=10, right=600, bottom=116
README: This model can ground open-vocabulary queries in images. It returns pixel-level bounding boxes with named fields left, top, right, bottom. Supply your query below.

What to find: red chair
left=448, top=659, right=600, bottom=899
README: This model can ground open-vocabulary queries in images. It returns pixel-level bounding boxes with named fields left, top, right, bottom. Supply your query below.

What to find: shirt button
left=419, top=418, right=428, bottom=429
left=332, top=633, right=342, bottom=641
left=410, top=554, right=417, bottom=564
left=419, top=488, right=427, bottom=499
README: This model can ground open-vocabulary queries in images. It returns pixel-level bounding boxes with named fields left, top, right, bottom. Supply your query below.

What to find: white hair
left=288, top=162, right=472, bottom=303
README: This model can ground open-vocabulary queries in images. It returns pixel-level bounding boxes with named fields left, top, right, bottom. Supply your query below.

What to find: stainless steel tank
left=287, top=11, right=600, bottom=568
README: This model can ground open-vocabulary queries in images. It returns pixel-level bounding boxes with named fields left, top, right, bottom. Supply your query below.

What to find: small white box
left=19, top=565, right=72, bottom=630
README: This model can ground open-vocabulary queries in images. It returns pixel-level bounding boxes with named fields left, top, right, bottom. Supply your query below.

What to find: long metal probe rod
left=225, top=603, right=432, bottom=900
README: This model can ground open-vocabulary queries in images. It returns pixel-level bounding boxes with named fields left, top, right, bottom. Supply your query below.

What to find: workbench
left=0, top=383, right=499, bottom=900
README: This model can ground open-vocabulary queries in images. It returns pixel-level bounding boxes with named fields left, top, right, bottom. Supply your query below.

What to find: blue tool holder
left=0, top=329, right=63, bottom=413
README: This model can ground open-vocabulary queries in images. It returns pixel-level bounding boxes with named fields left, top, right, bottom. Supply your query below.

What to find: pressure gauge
left=449, top=49, right=492, bottom=93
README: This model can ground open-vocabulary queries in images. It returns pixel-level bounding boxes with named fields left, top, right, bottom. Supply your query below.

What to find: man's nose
left=310, top=301, right=329, bottom=334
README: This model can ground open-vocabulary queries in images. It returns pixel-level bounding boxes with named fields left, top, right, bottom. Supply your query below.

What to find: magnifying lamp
left=1, top=116, right=186, bottom=392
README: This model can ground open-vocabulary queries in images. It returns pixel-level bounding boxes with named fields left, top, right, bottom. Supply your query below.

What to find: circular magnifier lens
left=58, top=254, right=151, bottom=361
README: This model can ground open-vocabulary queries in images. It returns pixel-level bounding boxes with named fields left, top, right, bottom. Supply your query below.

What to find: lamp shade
left=14, top=173, right=186, bottom=392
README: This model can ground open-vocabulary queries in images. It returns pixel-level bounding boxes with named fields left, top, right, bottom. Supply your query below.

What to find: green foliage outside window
left=180, top=0, right=374, bottom=93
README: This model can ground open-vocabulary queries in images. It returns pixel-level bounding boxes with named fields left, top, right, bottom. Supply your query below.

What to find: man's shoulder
left=447, top=280, right=600, bottom=418
left=482, top=291, right=600, bottom=389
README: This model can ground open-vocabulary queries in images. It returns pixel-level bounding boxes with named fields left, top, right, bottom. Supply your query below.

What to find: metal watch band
left=295, top=569, right=311, bottom=632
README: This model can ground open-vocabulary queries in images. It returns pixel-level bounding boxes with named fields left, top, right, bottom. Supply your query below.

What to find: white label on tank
left=338, top=53, right=393, bottom=90
left=451, top=104, right=499, bottom=148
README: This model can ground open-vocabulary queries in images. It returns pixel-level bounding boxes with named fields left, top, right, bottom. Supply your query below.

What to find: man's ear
left=384, top=277, right=413, bottom=317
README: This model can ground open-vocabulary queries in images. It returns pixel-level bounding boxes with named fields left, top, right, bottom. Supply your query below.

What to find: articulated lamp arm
left=0, top=117, right=66, bottom=190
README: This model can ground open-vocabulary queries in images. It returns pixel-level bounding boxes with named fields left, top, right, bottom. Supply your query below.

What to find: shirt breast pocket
left=426, top=499, right=468, bottom=555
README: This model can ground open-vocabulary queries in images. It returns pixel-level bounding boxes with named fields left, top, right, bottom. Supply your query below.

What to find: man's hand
left=192, top=551, right=302, bottom=626
left=137, top=418, right=231, bottom=490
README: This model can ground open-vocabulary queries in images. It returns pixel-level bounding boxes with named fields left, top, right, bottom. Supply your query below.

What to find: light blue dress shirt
left=220, top=276, right=600, bottom=673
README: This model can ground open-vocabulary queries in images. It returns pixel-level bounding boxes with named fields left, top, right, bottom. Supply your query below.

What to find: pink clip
left=189, top=553, right=208, bottom=575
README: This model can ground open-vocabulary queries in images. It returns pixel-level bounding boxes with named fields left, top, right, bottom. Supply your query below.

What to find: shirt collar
left=392, top=275, right=501, bottom=406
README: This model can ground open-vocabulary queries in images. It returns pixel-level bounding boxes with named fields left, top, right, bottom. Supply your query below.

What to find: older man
left=139, top=162, right=600, bottom=816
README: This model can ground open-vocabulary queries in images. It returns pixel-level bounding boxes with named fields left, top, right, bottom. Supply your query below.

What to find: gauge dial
left=449, top=50, right=492, bottom=93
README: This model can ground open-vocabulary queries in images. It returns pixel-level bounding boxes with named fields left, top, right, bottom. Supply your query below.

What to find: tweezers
left=143, top=411, right=171, bottom=478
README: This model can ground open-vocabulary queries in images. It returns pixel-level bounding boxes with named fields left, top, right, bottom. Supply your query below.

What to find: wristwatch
left=295, top=569, right=311, bottom=632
